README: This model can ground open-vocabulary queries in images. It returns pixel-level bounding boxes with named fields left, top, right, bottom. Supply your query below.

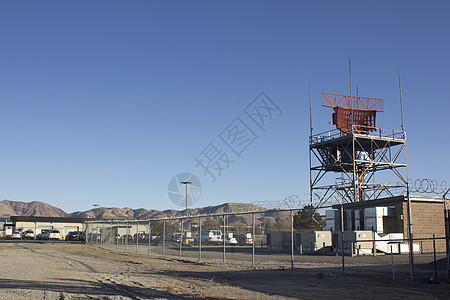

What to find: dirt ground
left=0, top=243, right=448, bottom=299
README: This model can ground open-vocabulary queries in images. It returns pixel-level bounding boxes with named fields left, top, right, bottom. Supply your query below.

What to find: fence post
left=391, top=245, right=395, bottom=280
left=373, top=231, right=376, bottom=256
left=341, top=204, right=345, bottom=277
left=443, top=190, right=449, bottom=280
left=88, top=221, right=91, bottom=244
left=433, top=234, right=437, bottom=282
left=252, top=213, right=255, bottom=268
left=148, top=220, right=151, bottom=256
left=406, top=190, right=415, bottom=281
left=179, top=218, right=183, bottom=258
left=162, top=220, right=166, bottom=257
left=116, top=220, right=119, bottom=250
left=223, top=214, right=226, bottom=263
left=126, top=221, right=129, bottom=251
left=198, top=217, right=202, bottom=261
left=109, top=221, right=112, bottom=247
left=136, top=221, right=139, bottom=254
left=290, top=209, right=294, bottom=271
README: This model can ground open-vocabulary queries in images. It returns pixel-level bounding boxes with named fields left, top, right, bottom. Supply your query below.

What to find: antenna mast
left=349, top=58, right=353, bottom=128
left=308, top=76, right=313, bottom=207
left=309, top=76, right=312, bottom=136
left=398, top=68, right=405, bottom=131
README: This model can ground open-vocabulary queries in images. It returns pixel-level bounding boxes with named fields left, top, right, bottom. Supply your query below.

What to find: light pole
left=443, top=188, right=450, bottom=280
left=180, top=181, right=192, bottom=250
left=180, top=181, right=192, bottom=212
left=93, top=204, right=99, bottom=243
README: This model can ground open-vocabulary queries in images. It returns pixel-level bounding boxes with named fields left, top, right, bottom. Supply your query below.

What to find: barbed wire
left=251, top=195, right=306, bottom=210
left=91, top=198, right=307, bottom=223
left=408, top=179, right=447, bottom=194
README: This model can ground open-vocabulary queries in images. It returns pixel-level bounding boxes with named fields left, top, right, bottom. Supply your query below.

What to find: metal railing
left=310, top=125, right=406, bottom=145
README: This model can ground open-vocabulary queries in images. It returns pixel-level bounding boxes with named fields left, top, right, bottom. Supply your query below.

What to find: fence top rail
left=85, top=204, right=337, bottom=224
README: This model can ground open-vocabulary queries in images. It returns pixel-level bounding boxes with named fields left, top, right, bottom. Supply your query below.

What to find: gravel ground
left=0, top=242, right=448, bottom=299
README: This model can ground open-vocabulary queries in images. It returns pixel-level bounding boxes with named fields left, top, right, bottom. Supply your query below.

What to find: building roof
left=10, top=216, right=87, bottom=223
left=331, top=195, right=444, bottom=210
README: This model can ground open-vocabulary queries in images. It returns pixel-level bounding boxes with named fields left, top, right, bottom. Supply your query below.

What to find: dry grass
left=162, top=279, right=182, bottom=294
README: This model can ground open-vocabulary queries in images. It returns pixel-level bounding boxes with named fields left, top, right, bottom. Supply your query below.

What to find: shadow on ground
left=146, top=265, right=450, bottom=299
left=0, top=278, right=218, bottom=299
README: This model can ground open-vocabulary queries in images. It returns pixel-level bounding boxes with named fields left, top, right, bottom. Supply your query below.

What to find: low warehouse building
left=266, top=230, right=332, bottom=253
left=327, top=195, right=448, bottom=253
left=10, top=216, right=87, bottom=239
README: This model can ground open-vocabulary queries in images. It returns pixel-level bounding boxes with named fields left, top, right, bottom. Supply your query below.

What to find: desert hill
left=0, top=200, right=69, bottom=218
left=0, top=200, right=290, bottom=225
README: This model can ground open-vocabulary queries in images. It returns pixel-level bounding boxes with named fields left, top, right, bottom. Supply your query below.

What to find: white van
left=194, top=230, right=223, bottom=245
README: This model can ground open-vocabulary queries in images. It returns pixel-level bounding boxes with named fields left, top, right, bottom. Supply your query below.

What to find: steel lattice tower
left=309, top=92, right=408, bottom=207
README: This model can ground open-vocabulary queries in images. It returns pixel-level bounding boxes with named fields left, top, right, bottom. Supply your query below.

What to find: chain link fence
left=86, top=197, right=449, bottom=282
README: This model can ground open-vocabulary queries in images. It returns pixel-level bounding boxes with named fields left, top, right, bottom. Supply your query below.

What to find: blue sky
left=0, top=1, right=449, bottom=213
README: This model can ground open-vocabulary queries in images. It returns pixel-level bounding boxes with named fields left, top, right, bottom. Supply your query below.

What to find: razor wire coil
left=252, top=195, right=304, bottom=210
left=408, top=179, right=447, bottom=194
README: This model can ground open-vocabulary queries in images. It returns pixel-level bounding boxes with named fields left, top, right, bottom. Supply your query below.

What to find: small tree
left=273, top=218, right=290, bottom=230
left=293, top=205, right=323, bottom=230
left=150, top=220, right=177, bottom=236
left=265, top=220, right=274, bottom=232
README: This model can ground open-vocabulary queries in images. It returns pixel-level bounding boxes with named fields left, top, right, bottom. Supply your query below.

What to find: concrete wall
left=403, top=201, right=446, bottom=253
left=297, top=230, right=332, bottom=253
left=267, top=231, right=290, bottom=252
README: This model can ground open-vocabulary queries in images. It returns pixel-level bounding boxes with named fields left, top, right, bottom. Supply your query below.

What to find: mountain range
left=0, top=200, right=290, bottom=225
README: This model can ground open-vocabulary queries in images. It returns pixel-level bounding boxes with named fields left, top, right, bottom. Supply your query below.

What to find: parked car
left=237, top=233, right=253, bottom=245
left=133, top=232, right=148, bottom=242
left=37, top=230, right=50, bottom=240
left=225, top=236, right=238, bottom=245
left=167, top=232, right=182, bottom=242
left=49, top=229, right=61, bottom=240
left=119, top=234, right=133, bottom=243
left=65, top=231, right=85, bottom=242
left=194, top=230, right=223, bottom=245
left=22, top=230, right=35, bottom=240
left=10, top=231, right=21, bottom=239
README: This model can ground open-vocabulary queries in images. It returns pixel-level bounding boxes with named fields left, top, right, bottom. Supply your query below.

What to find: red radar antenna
left=322, top=92, right=384, bottom=134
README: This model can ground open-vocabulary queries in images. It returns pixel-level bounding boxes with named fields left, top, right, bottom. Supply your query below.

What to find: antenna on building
left=349, top=58, right=352, bottom=97
left=349, top=58, right=353, bottom=127
left=308, top=76, right=313, bottom=208
left=398, top=68, right=405, bottom=131
left=309, top=76, right=312, bottom=136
